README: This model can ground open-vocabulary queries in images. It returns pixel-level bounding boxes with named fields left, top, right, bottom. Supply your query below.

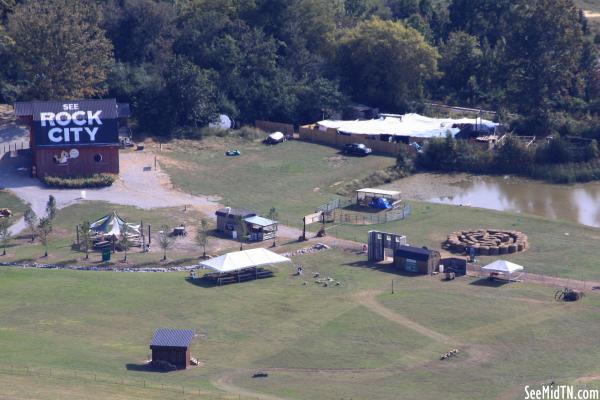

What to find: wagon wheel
left=554, top=289, right=565, bottom=301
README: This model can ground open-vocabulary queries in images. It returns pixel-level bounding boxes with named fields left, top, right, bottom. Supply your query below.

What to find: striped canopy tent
left=89, top=212, right=141, bottom=239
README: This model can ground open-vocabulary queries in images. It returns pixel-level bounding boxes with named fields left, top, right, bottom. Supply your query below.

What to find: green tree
left=37, top=217, right=52, bottom=257
left=8, top=0, right=114, bottom=99
left=165, top=56, right=219, bottom=128
left=439, top=31, right=483, bottom=102
left=267, top=207, right=279, bottom=247
left=585, top=139, right=600, bottom=161
left=158, top=224, right=173, bottom=261
left=120, top=223, right=131, bottom=262
left=45, top=195, right=56, bottom=221
left=0, top=217, right=11, bottom=256
left=80, top=220, right=92, bottom=260
left=335, top=18, right=439, bottom=111
left=504, top=0, right=584, bottom=126
left=234, top=216, right=248, bottom=251
left=24, top=206, right=37, bottom=242
left=195, top=218, right=209, bottom=259
left=494, top=136, right=533, bottom=173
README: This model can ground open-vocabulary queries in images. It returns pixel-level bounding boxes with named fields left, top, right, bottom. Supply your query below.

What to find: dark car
left=342, top=143, right=372, bottom=156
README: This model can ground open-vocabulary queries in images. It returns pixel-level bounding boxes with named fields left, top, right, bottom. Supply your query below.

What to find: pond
left=382, top=173, right=600, bottom=228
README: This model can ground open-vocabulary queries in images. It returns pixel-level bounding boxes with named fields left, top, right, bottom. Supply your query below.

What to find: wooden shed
left=215, top=208, right=256, bottom=238
left=394, top=245, right=441, bottom=275
left=150, top=328, right=194, bottom=369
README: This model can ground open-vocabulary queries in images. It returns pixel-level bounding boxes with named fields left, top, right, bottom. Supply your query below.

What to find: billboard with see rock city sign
left=31, top=99, right=119, bottom=147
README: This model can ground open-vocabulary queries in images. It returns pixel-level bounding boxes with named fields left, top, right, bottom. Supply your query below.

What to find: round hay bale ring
left=444, top=229, right=528, bottom=255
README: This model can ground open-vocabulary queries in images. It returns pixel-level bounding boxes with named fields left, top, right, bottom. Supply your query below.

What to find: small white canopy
left=481, top=260, right=524, bottom=280
left=199, top=248, right=291, bottom=273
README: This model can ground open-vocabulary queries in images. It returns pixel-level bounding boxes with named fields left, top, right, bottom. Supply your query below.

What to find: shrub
left=41, top=174, right=117, bottom=188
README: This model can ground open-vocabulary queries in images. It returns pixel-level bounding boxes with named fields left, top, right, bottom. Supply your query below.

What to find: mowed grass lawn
left=0, top=189, right=27, bottom=220
left=330, top=201, right=600, bottom=281
left=1, top=201, right=210, bottom=266
left=0, top=248, right=598, bottom=400
left=157, top=137, right=396, bottom=226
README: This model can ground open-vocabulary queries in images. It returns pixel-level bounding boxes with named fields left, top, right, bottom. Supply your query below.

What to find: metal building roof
left=117, top=103, right=131, bottom=118
left=14, top=99, right=119, bottom=119
left=215, top=208, right=256, bottom=218
left=244, top=215, right=277, bottom=227
left=394, top=245, right=436, bottom=261
left=150, top=328, right=195, bottom=348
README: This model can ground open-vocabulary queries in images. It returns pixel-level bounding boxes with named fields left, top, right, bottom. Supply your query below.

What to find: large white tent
left=317, top=113, right=498, bottom=139
left=481, top=260, right=524, bottom=281
left=199, top=248, right=291, bottom=274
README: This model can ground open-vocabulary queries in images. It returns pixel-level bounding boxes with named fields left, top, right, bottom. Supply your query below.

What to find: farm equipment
left=554, top=288, right=585, bottom=302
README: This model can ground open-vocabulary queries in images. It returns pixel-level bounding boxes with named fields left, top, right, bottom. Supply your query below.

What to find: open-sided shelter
left=199, top=248, right=291, bottom=285
left=394, top=245, right=441, bottom=275
left=481, top=260, right=524, bottom=281
left=244, top=215, right=278, bottom=242
left=150, top=328, right=194, bottom=369
left=89, top=212, right=140, bottom=240
left=356, top=188, right=401, bottom=208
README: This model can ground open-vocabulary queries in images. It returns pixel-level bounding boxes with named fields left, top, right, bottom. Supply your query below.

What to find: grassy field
left=0, top=189, right=27, bottom=220
left=328, top=201, right=600, bottom=281
left=0, top=249, right=597, bottom=400
left=157, top=137, right=396, bottom=227
left=1, top=201, right=216, bottom=266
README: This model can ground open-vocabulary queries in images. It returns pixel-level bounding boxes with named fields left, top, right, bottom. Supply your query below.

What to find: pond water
left=382, top=173, right=600, bottom=228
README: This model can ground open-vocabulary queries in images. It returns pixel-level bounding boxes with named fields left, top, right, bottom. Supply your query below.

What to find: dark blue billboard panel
left=30, top=100, right=119, bottom=147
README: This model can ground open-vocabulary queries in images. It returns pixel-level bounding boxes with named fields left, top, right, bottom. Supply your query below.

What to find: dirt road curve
left=212, top=371, right=289, bottom=400
left=354, top=290, right=453, bottom=343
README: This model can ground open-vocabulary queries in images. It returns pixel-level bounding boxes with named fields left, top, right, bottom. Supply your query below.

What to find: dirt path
left=211, top=371, right=289, bottom=400
left=354, top=290, right=453, bottom=343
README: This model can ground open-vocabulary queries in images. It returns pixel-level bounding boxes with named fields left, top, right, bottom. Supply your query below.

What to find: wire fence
left=0, top=140, right=29, bottom=155
left=0, top=364, right=256, bottom=399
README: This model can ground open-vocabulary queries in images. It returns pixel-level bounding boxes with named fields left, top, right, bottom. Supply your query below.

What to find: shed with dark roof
left=215, top=207, right=256, bottom=238
left=394, top=245, right=441, bottom=275
left=150, top=328, right=195, bottom=369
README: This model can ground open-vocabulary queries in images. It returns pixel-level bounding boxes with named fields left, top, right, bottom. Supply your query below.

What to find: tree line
left=0, top=0, right=598, bottom=138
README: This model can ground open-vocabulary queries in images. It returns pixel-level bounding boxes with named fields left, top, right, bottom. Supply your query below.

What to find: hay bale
left=508, top=244, right=517, bottom=253
left=489, top=246, right=499, bottom=256
left=479, top=246, right=490, bottom=256
left=517, top=243, right=524, bottom=252
left=498, top=245, right=508, bottom=255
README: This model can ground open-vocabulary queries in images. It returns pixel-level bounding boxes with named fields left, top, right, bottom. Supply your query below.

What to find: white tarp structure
left=89, top=212, right=141, bottom=238
left=317, top=113, right=499, bottom=139
left=199, top=248, right=291, bottom=273
left=481, top=260, right=524, bottom=281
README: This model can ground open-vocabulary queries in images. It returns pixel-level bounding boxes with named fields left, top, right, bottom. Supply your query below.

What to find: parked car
left=264, top=131, right=286, bottom=145
left=342, top=143, right=372, bottom=156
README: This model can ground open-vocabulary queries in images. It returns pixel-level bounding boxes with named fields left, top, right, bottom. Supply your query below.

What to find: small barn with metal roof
left=150, top=328, right=195, bottom=369
left=394, top=245, right=441, bottom=275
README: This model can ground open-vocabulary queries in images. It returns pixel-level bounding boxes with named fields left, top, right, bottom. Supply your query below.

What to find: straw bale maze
left=444, top=229, right=529, bottom=256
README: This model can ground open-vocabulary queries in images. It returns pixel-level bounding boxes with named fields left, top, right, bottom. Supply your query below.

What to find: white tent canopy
left=199, top=248, right=291, bottom=274
left=317, top=113, right=499, bottom=139
left=481, top=260, right=524, bottom=281
left=268, top=131, right=285, bottom=141
left=89, top=212, right=141, bottom=238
